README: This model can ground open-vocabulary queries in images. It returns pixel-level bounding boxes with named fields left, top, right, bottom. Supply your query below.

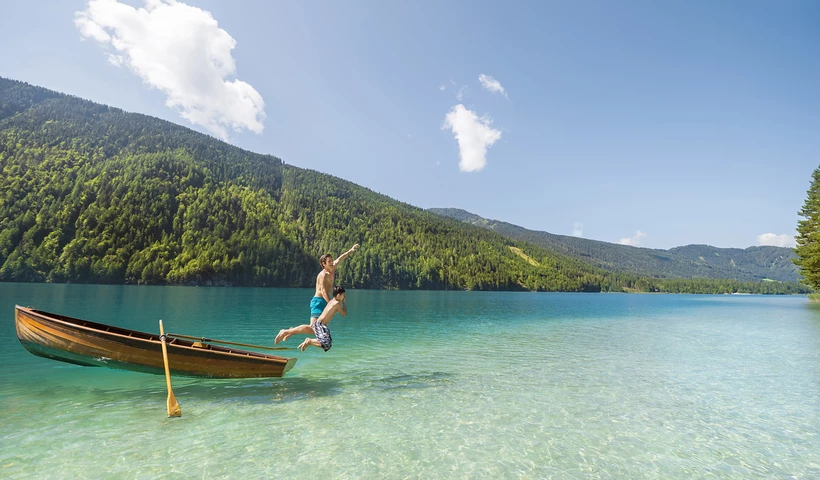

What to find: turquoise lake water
left=1, top=283, right=819, bottom=479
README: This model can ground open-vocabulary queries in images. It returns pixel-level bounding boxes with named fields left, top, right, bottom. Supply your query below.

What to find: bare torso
left=316, top=298, right=345, bottom=325
left=314, top=269, right=334, bottom=301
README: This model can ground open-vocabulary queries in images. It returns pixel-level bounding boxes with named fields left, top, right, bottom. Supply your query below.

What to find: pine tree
left=794, top=166, right=820, bottom=291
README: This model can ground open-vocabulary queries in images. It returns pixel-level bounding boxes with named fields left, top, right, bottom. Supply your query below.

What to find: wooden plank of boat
left=14, top=305, right=297, bottom=378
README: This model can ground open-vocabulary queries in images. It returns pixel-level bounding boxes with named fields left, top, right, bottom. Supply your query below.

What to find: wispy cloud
left=478, top=73, right=507, bottom=98
left=442, top=104, right=502, bottom=173
left=456, top=85, right=467, bottom=101
left=756, top=233, right=796, bottom=247
left=618, top=230, right=646, bottom=246
left=572, top=222, right=584, bottom=237
left=441, top=78, right=470, bottom=101
left=75, top=0, right=265, bottom=140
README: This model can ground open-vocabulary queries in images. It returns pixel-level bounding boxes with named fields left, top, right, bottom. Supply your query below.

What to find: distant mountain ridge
left=428, top=208, right=800, bottom=282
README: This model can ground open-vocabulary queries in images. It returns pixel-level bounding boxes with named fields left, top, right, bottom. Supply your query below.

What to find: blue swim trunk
left=310, top=296, right=328, bottom=318
left=312, top=321, right=332, bottom=351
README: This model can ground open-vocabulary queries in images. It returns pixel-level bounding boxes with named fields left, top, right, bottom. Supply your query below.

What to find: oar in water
left=159, top=320, right=181, bottom=418
left=166, top=333, right=294, bottom=351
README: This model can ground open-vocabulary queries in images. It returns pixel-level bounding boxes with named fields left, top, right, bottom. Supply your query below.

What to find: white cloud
left=478, top=73, right=507, bottom=98
left=756, top=233, right=796, bottom=247
left=442, top=104, right=502, bottom=173
left=439, top=84, right=446, bottom=91
left=75, top=0, right=265, bottom=140
left=618, top=230, right=646, bottom=246
left=572, top=222, right=583, bottom=237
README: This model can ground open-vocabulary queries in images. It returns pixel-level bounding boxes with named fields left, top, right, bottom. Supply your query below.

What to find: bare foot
left=274, top=329, right=286, bottom=345
left=298, top=339, right=310, bottom=352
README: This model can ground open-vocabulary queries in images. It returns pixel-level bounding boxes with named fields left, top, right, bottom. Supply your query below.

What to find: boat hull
left=15, top=306, right=296, bottom=378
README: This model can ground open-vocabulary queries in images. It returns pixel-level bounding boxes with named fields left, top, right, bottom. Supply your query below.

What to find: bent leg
left=276, top=324, right=313, bottom=344
left=298, top=337, right=322, bottom=352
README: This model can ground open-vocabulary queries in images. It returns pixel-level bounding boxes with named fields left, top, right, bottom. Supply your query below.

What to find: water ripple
left=2, top=288, right=820, bottom=478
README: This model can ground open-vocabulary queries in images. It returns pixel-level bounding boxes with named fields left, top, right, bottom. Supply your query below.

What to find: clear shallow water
left=1, top=284, right=819, bottom=479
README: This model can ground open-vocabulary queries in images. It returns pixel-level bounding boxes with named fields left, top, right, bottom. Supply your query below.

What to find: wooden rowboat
left=15, top=305, right=297, bottom=378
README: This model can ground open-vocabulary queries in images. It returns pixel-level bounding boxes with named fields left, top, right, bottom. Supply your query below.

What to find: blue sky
left=2, top=0, right=818, bottom=249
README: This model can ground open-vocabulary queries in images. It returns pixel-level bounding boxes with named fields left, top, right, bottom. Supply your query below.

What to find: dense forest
left=793, top=165, right=820, bottom=296
left=0, top=77, right=811, bottom=294
left=430, top=208, right=800, bottom=282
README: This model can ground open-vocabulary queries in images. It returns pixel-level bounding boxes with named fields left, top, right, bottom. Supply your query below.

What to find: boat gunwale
left=15, top=305, right=291, bottom=364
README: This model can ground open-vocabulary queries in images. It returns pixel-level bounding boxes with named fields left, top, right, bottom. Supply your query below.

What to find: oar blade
left=167, top=392, right=181, bottom=417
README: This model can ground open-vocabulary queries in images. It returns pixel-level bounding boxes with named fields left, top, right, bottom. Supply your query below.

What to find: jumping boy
left=275, top=244, right=358, bottom=345
left=275, top=285, right=347, bottom=352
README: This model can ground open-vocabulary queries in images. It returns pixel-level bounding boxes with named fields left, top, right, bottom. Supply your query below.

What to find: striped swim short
left=311, top=321, right=332, bottom=351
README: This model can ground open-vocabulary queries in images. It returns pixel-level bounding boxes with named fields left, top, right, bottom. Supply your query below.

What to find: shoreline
left=0, top=280, right=812, bottom=296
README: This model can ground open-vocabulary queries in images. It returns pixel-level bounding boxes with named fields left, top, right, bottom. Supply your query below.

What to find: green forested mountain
left=0, top=78, right=808, bottom=294
left=0, top=77, right=625, bottom=291
left=429, top=208, right=801, bottom=282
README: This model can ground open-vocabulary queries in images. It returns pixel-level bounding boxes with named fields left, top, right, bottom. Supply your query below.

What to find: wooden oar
left=166, top=333, right=294, bottom=351
left=159, top=320, right=181, bottom=418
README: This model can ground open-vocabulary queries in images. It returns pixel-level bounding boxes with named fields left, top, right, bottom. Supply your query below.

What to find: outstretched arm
left=334, top=244, right=359, bottom=266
